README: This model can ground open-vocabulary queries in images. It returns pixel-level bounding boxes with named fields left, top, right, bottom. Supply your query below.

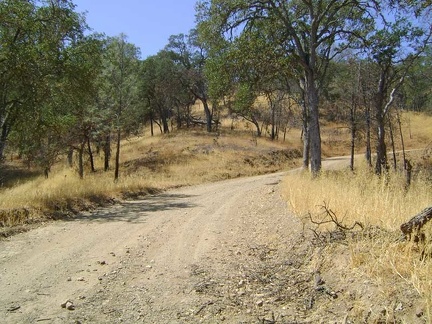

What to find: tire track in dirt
left=0, top=171, right=297, bottom=323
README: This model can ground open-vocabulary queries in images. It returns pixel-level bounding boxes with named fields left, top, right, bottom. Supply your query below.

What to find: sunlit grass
left=0, top=126, right=302, bottom=228
left=282, top=153, right=432, bottom=321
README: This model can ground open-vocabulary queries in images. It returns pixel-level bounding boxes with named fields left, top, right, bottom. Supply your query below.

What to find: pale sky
left=72, top=0, right=198, bottom=59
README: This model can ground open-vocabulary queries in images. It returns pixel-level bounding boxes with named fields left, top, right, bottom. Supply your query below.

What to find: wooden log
left=401, top=206, right=432, bottom=240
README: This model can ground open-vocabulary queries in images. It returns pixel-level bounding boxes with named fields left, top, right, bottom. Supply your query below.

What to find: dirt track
left=1, top=171, right=311, bottom=323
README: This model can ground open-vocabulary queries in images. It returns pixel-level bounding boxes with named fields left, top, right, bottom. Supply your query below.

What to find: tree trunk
left=375, top=113, right=387, bottom=175
left=78, top=140, right=85, bottom=179
left=176, top=105, right=182, bottom=129
left=388, top=115, right=397, bottom=171
left=271, top=100, right=276, bottom=141
left=114, top=129, right=121, bottom=182
left=365, top=105, right=372, bottom=168
left=87, top=137, right=96, bottom=172
left=162, top=117, right=169, bottom=134
left=394, top=108, right=406, bottom=163
left=302, top=100, right=310, bottom=170
left=375, top=71, right=388, bottom=175
left=202, top=99, right=212, bottom=132
left=248, top=115, right=262, bottom=137
left=306, top=76, right=321, bottom=176
left=104, top=133, right=111, bottom=172
left=350, top=99, right=356, bottom=172
left=0, top=122, right=9, bottom=162
left=67, top=147, right=73, bottom=168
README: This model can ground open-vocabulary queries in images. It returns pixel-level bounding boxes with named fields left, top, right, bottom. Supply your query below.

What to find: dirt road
left=1, top=171, right=308, bottom=323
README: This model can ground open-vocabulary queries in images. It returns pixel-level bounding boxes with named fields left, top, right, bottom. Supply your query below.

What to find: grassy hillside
left=0, top=125, right=302, bottom=234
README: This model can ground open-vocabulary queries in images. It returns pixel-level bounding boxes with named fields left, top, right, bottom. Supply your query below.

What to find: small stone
left=256, top=300, right=264, bottom=307
left=416, top=308, right=424, bottom=317
left=395, top=302, right=403, bottom=311
left=98, top=260, right=107, bottom=265
left=61, top=300, right=75, bottom=310
left=77, top=277, right=85, bottom=282
left=67, top=277, right=72, bottom=282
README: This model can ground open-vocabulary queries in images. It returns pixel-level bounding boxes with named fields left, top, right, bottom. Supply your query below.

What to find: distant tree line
left=1, top=0, right=431, bottom=180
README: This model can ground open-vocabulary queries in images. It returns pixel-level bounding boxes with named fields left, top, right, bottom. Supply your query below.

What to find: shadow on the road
left=68, top=193, right=198, bottom=223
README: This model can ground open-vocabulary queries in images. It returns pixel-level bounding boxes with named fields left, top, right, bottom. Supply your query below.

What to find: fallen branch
left=400, top=206, right=432, bottom=240
left=309, top=202, right=364, bottom=231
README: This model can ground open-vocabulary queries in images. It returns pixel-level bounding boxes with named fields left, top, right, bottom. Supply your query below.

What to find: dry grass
left=281, top=110, right=432, bottom=322
left=0, top=126, right=302, bottom=231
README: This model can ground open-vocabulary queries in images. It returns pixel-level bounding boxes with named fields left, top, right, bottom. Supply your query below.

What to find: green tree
left=197, top=0, right=374, bottom=176
left=101, top=34, right=140, bottom=181
left=363, top=8, right=431, bottom=175
left=0, top=0, right=89, bottom=173
left=139, top=52, right=191, bottom=134
left=165, top=30, right=215, bottom=132
left=402, top=45, right=432, bottom=112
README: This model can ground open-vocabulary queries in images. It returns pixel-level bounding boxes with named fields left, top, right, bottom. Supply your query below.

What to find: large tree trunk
left=302, top=100, right=310, bottom=170
left=375, top=114, right=387, bottom=175
left=306, top=75, right=321, bottom=176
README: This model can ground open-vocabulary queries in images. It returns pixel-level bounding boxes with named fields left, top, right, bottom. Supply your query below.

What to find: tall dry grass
left=282, top=157, right=432, bottom=320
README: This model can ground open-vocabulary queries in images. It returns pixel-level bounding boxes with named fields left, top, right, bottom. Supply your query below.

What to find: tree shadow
left=69, top=193, right=198, bottom=223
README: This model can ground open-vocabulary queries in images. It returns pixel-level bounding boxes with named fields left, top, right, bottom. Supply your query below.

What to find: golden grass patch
left=282, top=158, right=432, bottom=321
left=0, top=127, right=302, bottom=229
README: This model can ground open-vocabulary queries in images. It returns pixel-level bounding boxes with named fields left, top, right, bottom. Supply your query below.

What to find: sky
left=72, top=0, right=198, bottom=59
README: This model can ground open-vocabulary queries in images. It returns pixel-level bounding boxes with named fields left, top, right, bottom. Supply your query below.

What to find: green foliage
left=0, top=0, right=94, bottom=170
left=402, top=45, right=432, bottom=112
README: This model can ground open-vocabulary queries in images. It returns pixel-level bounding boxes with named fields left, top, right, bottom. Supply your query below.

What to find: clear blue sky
left=72, top=0, right=198, bottom=59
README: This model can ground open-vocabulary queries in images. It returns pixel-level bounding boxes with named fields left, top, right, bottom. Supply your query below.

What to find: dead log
left=400, top=206, right=432, bottom=240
